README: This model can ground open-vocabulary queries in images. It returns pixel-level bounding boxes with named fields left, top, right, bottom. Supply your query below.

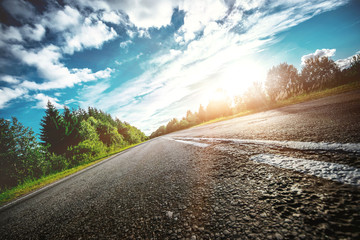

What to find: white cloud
left=301, top=49, right=336, bottom=65
left=120, top=39, right=132, bottom=48
left=335, top=51, right=360, bottom=70
left=33, top=93, right=63, bottom=109
left=10, top=44, right=113, bottom=90
left=77, top=81, right=111, bottom=108
left=176, top=0, right=228, bottom=42
left=149, top=49, right=182, bottom=65
left=101, top=11, right=123, bottom=24
left=42, top=5, right=81, bottom=32
left=21, top=24, right=46, bottom=41
left=0, top=75, right=21, bottom=84
left=138, top=29, right=151, bottom=39
left=63, top=18, right=117, bottom=54
left=0, top=25, right=23, bottom=43
left=0, top=87, right=27, bottom=109
left=74, top=0, right=178, bottom=29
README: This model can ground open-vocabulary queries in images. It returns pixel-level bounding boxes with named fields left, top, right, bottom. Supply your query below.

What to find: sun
left=200, top=60, right=267, bottom=106
left=219, top=61, right=267, bottom=99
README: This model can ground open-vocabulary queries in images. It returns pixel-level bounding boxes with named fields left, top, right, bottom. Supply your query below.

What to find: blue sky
left=0, top=0, right=359, bottom=135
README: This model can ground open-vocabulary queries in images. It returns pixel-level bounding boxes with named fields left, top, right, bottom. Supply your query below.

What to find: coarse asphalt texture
left=1, top=90, right=360, bottom=239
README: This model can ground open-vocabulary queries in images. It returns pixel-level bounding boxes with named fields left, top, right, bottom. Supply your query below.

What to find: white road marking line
left=250, top=154, right=360, bottom=186
left=172, top=137, right=360, bottom=185
left=173, top=139, right=210, bottom=148
left=163, top=137, right=210, bottom=147
left=175, top=137, right=360, bottom=153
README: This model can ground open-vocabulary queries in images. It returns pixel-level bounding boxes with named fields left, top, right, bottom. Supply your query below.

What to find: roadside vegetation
left=0, top=106, right=147, bottom=204
left=150, top=54, right=360, bottom=138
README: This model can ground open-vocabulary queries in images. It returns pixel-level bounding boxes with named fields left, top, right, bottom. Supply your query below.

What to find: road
left=1, top=90, right=360, bottom=239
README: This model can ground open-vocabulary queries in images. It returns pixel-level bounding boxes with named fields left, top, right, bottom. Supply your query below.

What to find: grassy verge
left=194, top=81, right=360, bottom=128
left=272, top=81, right=360, bottom=109
left=0, top=142, right=144, bottom=206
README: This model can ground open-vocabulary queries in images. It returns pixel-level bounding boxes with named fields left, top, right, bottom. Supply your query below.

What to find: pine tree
left=40, top=101, right=63, bottom=154
left=62, top=107, right=80, bottom=149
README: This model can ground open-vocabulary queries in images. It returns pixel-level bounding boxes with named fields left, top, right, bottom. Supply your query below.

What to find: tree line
left=0, top=103, right=147, bottom=191
left=150, top=54, right=360, bottom=138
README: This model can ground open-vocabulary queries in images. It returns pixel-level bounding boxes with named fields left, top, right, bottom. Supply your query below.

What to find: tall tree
left=61, top=107, right=81, bottom=149
left=265, top=63, right=299, bottom=102
left=40, top=101, right=63, bottom=154
left=300, top=56, right=339, bottom=92
left=0, top=117, right=43, bottom=188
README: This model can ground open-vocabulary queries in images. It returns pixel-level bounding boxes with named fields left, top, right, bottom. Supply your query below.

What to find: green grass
left=272, top=81, right=360, bottom=108
left=0, top=142, right=144, bottom=206
left=194, top=81, right=360, bottom=128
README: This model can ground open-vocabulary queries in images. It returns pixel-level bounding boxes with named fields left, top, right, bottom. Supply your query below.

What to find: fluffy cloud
left=0, top=87, right=27, bottom=109
left=335, top=51, right=360, bottom=70
left=176, top=0, right=228, bottom=42
left=301, top=49, right=336, bottom=65
left=42, top=5, right=81, bottom=32
left=63, top=18, right=117, bottom=54
left=0, top=25, right=23, bottom=43
left=120, top=39, right=132, bottom=48
left=33, top=93, right=63, bottom=109
left=74, top=0, right=178, bottom=29
left=101, top=11, right=123, bottom=24
left=20, top=24, right=46, bottom=41
left=1, top=75, right=21, bottom=84
left=9, top=44, right=113, bottom=90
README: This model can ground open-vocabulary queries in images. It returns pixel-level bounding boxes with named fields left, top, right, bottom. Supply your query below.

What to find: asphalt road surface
left=1, top=90, right=360, bottom=239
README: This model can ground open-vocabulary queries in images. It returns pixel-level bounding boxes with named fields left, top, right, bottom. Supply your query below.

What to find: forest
left=150, top=54, right=360, bottom=138
left=0, top=105, right=147, bottom=191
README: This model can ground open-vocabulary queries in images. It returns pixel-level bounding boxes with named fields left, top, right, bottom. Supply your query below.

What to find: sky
left=0, top=0, right=359, bottom=135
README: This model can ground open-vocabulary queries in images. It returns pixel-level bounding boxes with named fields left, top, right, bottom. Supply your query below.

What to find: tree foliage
left=1, top=105, right=147, bottom=191
left=265, top=63, right=299, bottom=101
left=0, top=117, right=44, bottom=189
left=300, top=56, right=340, bottom=92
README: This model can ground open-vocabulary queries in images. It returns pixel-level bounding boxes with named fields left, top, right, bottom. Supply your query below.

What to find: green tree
left=300, top=56, right=340, bottom=92
left=342, top=54, right=360, bottom=83
left=150, top=125, right=166, bottom=138
left=40, top=101, right=63, bottom=154
left=96, top=121, right=123, bottom=146
left=0, top=117, right=44, bottom=189
left=166, top=118, right=179, bottom=133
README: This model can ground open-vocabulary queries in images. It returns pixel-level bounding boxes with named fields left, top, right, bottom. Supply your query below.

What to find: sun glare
left=204, top=61, right=267, bottom=104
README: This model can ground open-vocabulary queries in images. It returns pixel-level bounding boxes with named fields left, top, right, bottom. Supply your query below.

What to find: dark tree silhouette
left=300, top=56, right=339, bottom=92
left=40, top=101, right=63, bottom=154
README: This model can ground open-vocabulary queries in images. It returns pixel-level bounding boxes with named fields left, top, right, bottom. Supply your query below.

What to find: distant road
left=1, top=90, right=360, bottom=239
